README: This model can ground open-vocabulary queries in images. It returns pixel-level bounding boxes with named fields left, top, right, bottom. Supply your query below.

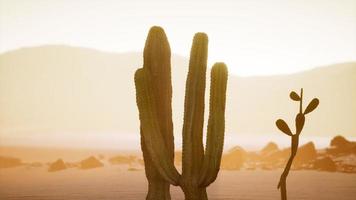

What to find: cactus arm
left=135, top=68, right=180, bottom=185
left=299, top=88, right=303, bottom=114
left=199, top=63, right=228, bottom=187
left=181, top=33, right=208, bottom=180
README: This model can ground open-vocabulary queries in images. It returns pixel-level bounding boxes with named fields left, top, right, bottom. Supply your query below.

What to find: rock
left=259, top=142, right=317, bottom=170
left=174, top=151, right=182, bottom=166
left=221, top=146, right=246, bottom=170
left=333, top=154, right=356, bottom=173
left=258, top=142, right=290, bottom=169
left=80, top=156, right=104, bottom=169
left=138, top=158, right=144, bottom=166
left=128, top=167, right=140, bottom=171
left=313, top=157, right=337, bottom=172
left=0, top=156, right=22, bottom=168
left=294, top=142, right=317, bottom=167
left=334, top=154, right=356, bottom=166
left=330, top=135, right=351, bottom=148
left=98, top=154, right=105, bottom=160
left=246, top=152, right=262, bottom=162
left=65, top=162, right=80, bottom=168
left=260, top=142, right=279, bottom=155
left=109, top=155, right=136, bottom=165
left=339, top=164, right=356, bottom=173
left=48, top=159, right=67, bottom=172
left=261, top=148, right=289, bottom=164
left=327, top=136, right=356, bottom=156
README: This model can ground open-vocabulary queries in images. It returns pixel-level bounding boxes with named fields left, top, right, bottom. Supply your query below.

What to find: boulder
left=48, top=159, right=67, bottom=172
left=330, top=135, right=351, bottom=148
left=260, top=142, right=279, bottom=155
left=80, top=156, right=104, bottom=169
left=65, top=162, right=80, bottom=168
left=327, top=136, right=356, bottom=155
left=260, top=142, right=317, bottom=169
left=138, top=158, right=144, bottom=166
left=339, top=164, right=356, bottom=173
left=313, top=157, right=336, bottom=172
left=261, top=148, right=289, bottom=164
left=128, top=167, right=140, bottom=171
left=0, top=156, right=22, bottom=168
left=109, top=155, right=136, bottom=165
left=221, top=146, right=246, bottom=170
left=333, top=154, right=356, bottom=173
left=174, top=151, right=182, bottom=166
left=98, top=154, right=105, bottom=160
left=294, top=142, right=317, bottom=167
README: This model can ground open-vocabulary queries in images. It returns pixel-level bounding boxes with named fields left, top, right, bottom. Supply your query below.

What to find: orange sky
left=1, top=0, right=355, bottom=76
left=0, top=0, right=355, bottom=150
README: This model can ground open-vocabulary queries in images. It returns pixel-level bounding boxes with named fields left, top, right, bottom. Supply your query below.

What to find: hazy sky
left=1, top=0, right=355, bottom=75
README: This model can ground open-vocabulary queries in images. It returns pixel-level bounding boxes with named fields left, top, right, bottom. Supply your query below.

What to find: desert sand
left=1, top=166, right=356, bottom=200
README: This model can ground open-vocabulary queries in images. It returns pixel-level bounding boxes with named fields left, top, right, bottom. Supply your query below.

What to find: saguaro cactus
left=135, top=26, right=228, bottom=200
left=275, top=88, right=319, bottom=200
left=137, top=26, right=175, bottom=200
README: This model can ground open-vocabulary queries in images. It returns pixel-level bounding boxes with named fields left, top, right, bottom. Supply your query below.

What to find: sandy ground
left=1, top=166, right=356, bottom=200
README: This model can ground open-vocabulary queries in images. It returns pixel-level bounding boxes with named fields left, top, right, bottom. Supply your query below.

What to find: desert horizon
left=2, top=135, right=356, bottom=199
left=1, top=0, right=355, bottom=199
left=1, top=134, right=355, bottom=170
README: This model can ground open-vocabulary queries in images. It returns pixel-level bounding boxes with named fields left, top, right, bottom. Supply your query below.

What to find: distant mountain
left=0, top=46, right=355, bottom=144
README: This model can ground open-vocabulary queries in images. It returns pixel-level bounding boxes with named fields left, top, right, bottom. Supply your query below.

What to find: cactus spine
left=135, top=26, right=228, bottom=200
left=275, top=89, right=319, bottom=200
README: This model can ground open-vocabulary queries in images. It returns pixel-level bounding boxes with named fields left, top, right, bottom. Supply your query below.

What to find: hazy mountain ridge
left=0, top=46, right=355, bottom=143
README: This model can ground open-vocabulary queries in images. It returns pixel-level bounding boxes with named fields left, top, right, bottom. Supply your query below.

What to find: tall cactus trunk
left=135, top=26, right=228, bottom=200
left=141, top=137, right=171, bottom=200
left=181, top=32, right=208, bottom=199
left=181, top=185, right=208, bottom=200
left=140, top=26, right=175, bottom=200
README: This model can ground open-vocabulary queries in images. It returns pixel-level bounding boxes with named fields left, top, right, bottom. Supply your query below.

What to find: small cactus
left=276, top=88, right=319, bottom=200
left=135, top=26, right=228, bottom=200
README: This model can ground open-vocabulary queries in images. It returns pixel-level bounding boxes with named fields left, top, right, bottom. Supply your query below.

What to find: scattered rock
left=128, top=167, right=140, bottom=171
left=174, top=151, right=182, bottom=166
left=260, top=142, right=279, bottom=155
left=221, top=146, right=246, bottom=170
left=313, top=157, right=337, bottom=172
left=98, top=154, right=105, bottom=160
left=327, top=136, right=356, bottom=156
left=0, top=156, right=22, bottom=168
left=80, top=156, right=104, bottom=169
left=330, top=135, right=352, bottom=148
left=109, top=155, right=136, bottom=165
left=246, top=152, right=262, bottom=162
left=339, top=164, right=356, bottom=173
left=261, top=148, right=289, bottom=164
left=138, top=158, right=144, bottom=166
left=48, top=159, right=67, bottom=172
left=334, top=154, right=356, bottom=166
left=65, top=162, right=80, bottom=168
left=294, top=142, right=317, bottom=167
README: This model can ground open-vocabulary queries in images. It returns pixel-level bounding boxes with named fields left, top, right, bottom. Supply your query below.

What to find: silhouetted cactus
left=135, top=26, right=228, bottom=200
left=275, top=88, right=319, bottom=200
left=136, top=26, right=174, bottom=200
